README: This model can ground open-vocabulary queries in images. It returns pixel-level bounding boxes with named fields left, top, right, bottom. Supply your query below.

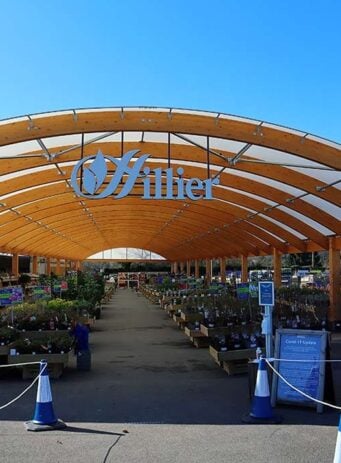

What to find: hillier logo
left=70, top=150, right=219, bottom=200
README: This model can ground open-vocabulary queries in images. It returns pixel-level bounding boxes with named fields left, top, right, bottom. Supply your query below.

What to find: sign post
left=258, top=281, right=275, bottom=358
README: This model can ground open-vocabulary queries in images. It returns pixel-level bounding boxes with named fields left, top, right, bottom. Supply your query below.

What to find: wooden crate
left=184, top=327, right=202, bottom=338
left=180, top=311, right=203, bottom=323
left=172, top=314, right=187, bottom=329
left=192, top=335, right=210, bottom=348
left=209, top=346, right=258, bottom=375
left=200, top=325, right=231, bottom=337
left=8, top=353, right=70, bottom=379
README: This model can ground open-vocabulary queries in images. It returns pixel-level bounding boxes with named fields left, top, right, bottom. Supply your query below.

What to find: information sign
left=236, top=283, right=249, bottom=300
left=271, top=329, right=328, bottom=413
left=32, top=286, right=51, bottom=300
left=258, top=281, right=274, bottom=306
left=0, top=286, right=23, bottom=305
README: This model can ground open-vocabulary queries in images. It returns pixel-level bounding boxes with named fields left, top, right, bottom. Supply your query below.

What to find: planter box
left=180, top=311, right=203, bottom=323
left=184, top=327, right=210, bottom=348
left=8, top=352, right=70, bottom=379
left=209, top=346, right=259, bottom=375
left=200, top=325, right=232, bottom=337
left=172, top=314, right=187, bottom=329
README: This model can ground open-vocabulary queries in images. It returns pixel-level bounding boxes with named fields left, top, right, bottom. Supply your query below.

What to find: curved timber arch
left=0, top=106, right=338, bottom=262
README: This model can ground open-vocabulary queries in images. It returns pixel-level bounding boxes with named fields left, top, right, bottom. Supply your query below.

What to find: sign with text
left=71, top=150, right=220, bottom=201
left=236, top=283, right=249, bottom=300
left=31, top=286, right=51, bottom=300
left=258, top=281, right=274, bottom=306
left=0, top=286, right=23, bottom=306
left=271, top=329, right=328, bottom=413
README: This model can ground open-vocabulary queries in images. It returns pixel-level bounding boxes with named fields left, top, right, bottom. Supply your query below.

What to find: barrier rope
left=270, top=358, right=341, bottom=363
left=0, top=362, right=47, bottom=410
left=265, top=358, right=341, bottom=411
left=0, top=361, right=42, bottom=368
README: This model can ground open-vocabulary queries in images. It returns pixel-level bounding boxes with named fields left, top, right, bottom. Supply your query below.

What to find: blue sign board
left=271, top=329, right=328, bottom=413
left=236, top=283, right=249, bottom=300
left=0, top=286, right=23, bottom=306
left=258, top=281, right=274, bottom=306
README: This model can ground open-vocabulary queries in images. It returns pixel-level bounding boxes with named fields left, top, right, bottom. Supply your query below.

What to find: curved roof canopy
left=0, top=107, right=340, bottom=262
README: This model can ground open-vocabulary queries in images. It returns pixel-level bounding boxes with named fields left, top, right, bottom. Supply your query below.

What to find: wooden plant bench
left=209, top=346, right=258, bottom=375
left=200, top=325, right=232, bottom=337
left=184, top=327, right=210, bottom=348
left=8, top=353, right=70, bottom=379
left=172, top=314, right=187, bottom=329
left=180, top=312, right=203, bottom=323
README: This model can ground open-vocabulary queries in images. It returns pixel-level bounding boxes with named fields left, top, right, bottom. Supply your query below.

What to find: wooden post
left=194, top=259, right=200, bottom=279
left=32, top=255, right=38, bottom=274
left=241, top=255, right=248, bottom=283
left=273, top=248, right=282, bottom=288
left=186, top=260, right=191, bottom=277
left=180, top=262, right=185, bottom=273
left=220, top=257, right=226, bottom=283
left=173, top=261, right=178, bottom=274
left=329, top=237, right=341, bottom=322
left=205, top=258, right=212, bottom=284
left=46, top=258, right=51, bottom=275
left=56, top=259, right=61, bottom=275
left=11, top=253, right=19, bottom=276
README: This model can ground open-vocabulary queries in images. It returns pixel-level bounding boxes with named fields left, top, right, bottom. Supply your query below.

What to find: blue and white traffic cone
left=333, top=415, right=341, bottom=463
left=25, top=360, right=66, bottom=431
left=242, top=357, right=282, bottom=424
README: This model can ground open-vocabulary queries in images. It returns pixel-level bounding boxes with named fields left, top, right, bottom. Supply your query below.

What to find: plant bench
left=209, top=346, right=259, bottom=375
left=180, top=312, right=203, bottom=323
left=184, top=327, right=210, bottom=348
left=200, top=325, right=232, bottom=337
left=172, top=314, right=187, bottom=329
left=8, top=353, right=70, bottom=379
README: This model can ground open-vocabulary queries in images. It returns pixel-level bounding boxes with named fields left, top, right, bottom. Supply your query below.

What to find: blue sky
left=0, top=0, right=340, bottom=141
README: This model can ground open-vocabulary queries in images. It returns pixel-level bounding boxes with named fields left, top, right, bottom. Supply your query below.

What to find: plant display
left=0, top=326, right=19, bottom=345
left=11, top=333, right=73, bottom=355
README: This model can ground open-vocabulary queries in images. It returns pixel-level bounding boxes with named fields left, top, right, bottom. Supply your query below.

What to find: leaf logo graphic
left=83, top=150, right=107, bottom=194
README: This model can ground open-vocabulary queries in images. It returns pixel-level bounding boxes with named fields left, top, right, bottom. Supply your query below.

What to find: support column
left=220, top=257, right=226, bottom=283
left=172, top=261, right=178, bottom=274
left=205, top=258, right=212, bottom=284
left=241, top=255, right=248, bottom=283
left=46, top=258, right=51, bottom=275
left=32, top=255, right=38, bottom=274
left=329, top=237, right=341, bottom=322
left=186, top=260, right=191, bottom=277
left=273, top=248, right=282, bottom=288
left=55, top=259, right=61, bottom=276
left=194, top=259, right=200, bottom=279
left=11, top=253, right=19, bottom=276
left=180, top=262, right=185, bottom=273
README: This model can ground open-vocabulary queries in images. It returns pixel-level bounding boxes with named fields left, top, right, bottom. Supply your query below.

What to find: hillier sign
left=71, top=150, right=219, bottom=200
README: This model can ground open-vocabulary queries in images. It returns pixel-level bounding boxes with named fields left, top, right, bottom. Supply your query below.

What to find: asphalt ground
left=0, top=288, right=340, bottom=462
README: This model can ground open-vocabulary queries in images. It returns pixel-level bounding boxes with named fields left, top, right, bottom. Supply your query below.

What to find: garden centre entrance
left=0, top=107, right=339, bottom=320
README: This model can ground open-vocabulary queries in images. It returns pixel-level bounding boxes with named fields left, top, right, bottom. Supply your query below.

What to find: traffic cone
left=25, top=360, right=66, bottom=431
left=242, top=357, right=282, bottom=424
left=333, top=415, right=341, bottom=463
